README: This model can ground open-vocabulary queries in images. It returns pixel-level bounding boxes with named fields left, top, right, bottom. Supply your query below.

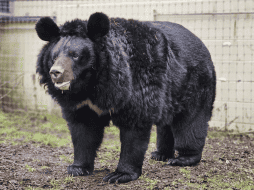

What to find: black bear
left=35, top=12, right=216, bottom=183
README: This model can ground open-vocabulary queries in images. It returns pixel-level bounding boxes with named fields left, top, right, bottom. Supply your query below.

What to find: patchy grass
left=0, top=110, right=254, bottom=189
left=0, top=110, right=71, bottom=147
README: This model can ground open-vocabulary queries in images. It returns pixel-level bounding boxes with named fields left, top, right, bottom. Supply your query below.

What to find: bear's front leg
left=65, top=108, right=110, bottom=176
left=67, top=121, right=105, bottom=176
left=103, top=124, right=152, bottom=183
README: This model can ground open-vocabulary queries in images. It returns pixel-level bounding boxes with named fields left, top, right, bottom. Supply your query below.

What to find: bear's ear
left=35, top=17, right=60, bottom=41
left=87, top=12, right=110, bottom=41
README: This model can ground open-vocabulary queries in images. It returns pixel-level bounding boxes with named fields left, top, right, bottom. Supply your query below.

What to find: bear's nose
left=49, top=65, right=65, bottom=82
left=49, top=69, right=63, bottom=80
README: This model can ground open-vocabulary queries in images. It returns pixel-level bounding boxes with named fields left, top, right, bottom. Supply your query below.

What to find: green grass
left=179, top=168, right=191, bottom=178
left=0, top=110, right=71, bottom=147
left=139, top=172, right=160, bottom=190
left=25, top=164, right=36, bottom=172
left=104, top=122, right=119, bottom=135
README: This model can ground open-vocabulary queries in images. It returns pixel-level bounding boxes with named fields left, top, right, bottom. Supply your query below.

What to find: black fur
left=35, top=17, right=60, bottom=41
left=36, top=12, right=216, bottom=183
left=87, top=12, right=110, bottom=40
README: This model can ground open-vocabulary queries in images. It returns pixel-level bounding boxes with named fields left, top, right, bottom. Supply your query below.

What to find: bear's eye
left=72, top=53, right=79, bottom=60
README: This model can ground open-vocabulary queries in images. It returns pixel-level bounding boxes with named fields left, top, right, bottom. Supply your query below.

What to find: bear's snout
left=49, top=66, right=64, bottom=83
left=48, top=56, right=74, bottom=91
left=49, top=64, right=73, bottom=91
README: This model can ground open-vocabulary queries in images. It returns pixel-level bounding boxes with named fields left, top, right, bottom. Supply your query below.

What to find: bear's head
left=35, top=12, right=110, bottom=92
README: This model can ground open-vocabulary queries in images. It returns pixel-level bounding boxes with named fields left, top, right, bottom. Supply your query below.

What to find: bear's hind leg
left=168, top=110, right=208, bottom=166
left=151, top=124, right=175, bottom=162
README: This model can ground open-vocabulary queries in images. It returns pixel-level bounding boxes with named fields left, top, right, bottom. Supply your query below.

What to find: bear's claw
left=67, top=165, right=91, bottom=176
left=103, top=171, right=139, bottom=183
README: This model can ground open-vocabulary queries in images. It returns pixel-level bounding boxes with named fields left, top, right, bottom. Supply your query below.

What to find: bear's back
left=108, top=18, right=212, bottom=69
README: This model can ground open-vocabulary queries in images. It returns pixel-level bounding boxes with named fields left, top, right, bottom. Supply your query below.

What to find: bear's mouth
left=54, top=81, right=71, bottom=90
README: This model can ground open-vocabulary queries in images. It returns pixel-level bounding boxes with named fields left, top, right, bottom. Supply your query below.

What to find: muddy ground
left=0, top=112, right=254, bottom=189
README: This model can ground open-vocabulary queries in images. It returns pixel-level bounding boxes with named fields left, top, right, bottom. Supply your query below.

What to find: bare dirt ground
left=0, top=112, right=254, bottom=189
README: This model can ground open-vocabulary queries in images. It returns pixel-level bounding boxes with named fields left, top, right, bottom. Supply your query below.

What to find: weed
left=179, top=168, right=191, bottom=178
left=25, top=164, right=36, bottom=172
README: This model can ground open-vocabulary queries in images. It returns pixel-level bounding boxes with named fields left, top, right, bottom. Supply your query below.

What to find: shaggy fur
left=36, top=12, right=216, bottom=183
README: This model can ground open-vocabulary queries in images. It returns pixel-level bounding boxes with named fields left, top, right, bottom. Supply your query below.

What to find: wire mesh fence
left=0, top=0, right=253, bottom=132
